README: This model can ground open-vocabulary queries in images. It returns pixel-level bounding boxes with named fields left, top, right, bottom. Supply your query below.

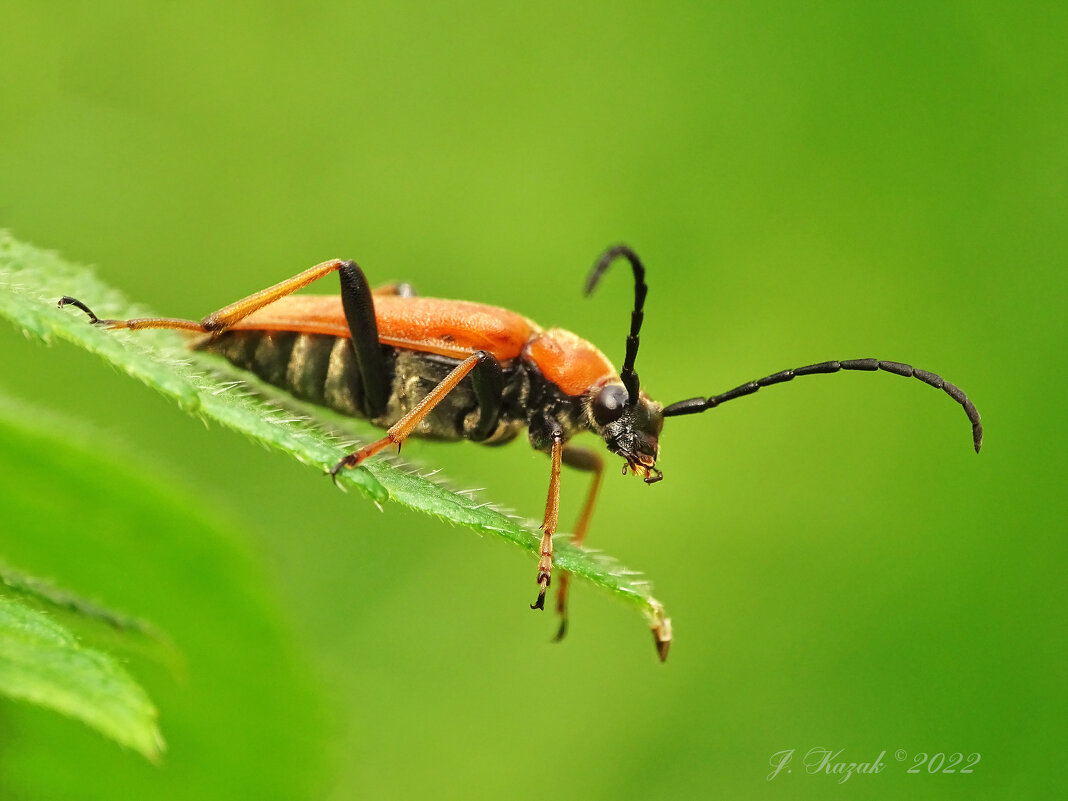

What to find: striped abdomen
left=199, top=330, right=370, bottom=417
left=197, top=330, right=529, bottom=443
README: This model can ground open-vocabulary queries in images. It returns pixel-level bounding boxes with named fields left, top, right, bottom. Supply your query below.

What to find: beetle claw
left=327, top=469, right=345, bottom=490
left=328, top=454, right=359, bottom=488
left=530, top=586, right=547, bottom=611
left=652, top=618, right=672, bottom=662
left=58, top=296, right=104, bottom=325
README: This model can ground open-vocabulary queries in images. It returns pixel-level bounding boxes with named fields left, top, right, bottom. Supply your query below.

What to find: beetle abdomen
left=199, top=330, right=370, bottom=418
left=199, top=330, right=528, bottom=444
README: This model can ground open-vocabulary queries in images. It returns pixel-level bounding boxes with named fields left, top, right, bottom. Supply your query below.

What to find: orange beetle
left=60, top=245, right=983, bottom=660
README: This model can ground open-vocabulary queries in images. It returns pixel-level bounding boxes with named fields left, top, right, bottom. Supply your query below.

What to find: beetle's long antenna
left=663, top=358, right=983, bottom=453
left=585, top=245, right=647, bottom=405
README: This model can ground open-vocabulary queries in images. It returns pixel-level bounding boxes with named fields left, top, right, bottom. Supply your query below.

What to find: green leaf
left=0, top=392, right=325, bottom=799
left=0, top=231, right=671, bottom=650
left=0, top=594, right=163, bottom=761
left=0, top=561, right=157, bottom=637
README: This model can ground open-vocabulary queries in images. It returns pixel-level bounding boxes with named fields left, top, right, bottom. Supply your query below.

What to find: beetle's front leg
left=531, top=426, right=564, bottom=611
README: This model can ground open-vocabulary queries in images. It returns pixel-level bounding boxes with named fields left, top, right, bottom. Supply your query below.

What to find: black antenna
left=585, top=245, right=647, bottom=405
left=662, top=358, right=983, bottom=453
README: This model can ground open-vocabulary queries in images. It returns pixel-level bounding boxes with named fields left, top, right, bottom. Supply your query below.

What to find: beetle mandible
left=59, top=245, right=983, bottom=660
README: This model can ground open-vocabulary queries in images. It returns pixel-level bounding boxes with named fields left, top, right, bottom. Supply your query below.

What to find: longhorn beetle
left=59, top=245, right=983, bottom=660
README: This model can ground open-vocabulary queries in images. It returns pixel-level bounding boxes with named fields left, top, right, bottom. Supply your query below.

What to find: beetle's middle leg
left=552, top=446, right=604, bottom=640
left=330, top=350, right=502, bottom=475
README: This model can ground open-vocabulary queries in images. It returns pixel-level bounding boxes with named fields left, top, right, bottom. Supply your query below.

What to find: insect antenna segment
left=585, top=245, right=648, bottom=404
left=663, top=358, right=983, bottom=453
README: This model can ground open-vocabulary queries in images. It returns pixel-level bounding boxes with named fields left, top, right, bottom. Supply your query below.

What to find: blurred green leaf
left=0, top=563, right=156, bottom=636
left=0, top=231, right=670, bottom=649
left=0, top=387, right=325, bottom=799
left=0, top=393, right=324, bottom=798
left=0, top=594, right=163, bottom=761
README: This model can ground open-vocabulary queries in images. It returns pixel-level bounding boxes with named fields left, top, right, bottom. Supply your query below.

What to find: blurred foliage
left=0, top=1, right=1064, bottom=799
left=0, top=561, right=155, bottom=635
left=0, top=396, right=323, bottom=799
left=0, top=592, right=161, bottom=761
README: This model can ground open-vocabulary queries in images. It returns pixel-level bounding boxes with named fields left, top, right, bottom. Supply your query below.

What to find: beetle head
left=586, top=381, right=664, bottom=483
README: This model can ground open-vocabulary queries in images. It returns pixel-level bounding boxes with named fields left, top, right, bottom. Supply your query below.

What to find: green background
left=0, top=2, right=1063, bottom=799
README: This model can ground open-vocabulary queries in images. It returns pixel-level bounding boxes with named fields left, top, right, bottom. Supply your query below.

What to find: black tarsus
left=58, top=296, right=104, bottom=325
left=584, top=245, right=648, bottom=405
left=329, top=453, right=358, bottom=489
left=663, top=358, right=983, bottom=453
left=337, top=261, right=390, bottom=419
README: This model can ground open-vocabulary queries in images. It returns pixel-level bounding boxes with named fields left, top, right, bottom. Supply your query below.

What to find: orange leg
left=530, top=430, right=565, bottom=611
left=552, top=446, right=604, bottom=640
left=59, top=259, right=348, bottom=334
left=329, top=351, right=498, bottom=476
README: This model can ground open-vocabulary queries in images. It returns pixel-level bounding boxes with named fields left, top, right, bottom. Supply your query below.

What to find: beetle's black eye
left=591, top=384, right=628, bottom=426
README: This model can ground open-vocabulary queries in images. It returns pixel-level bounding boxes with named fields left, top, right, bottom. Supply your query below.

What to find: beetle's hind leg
left=60, top=259, right=393, bottom=419
left=61, top=259, right=349, bottom=334
left=58, top=296, right=208, bottom=333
